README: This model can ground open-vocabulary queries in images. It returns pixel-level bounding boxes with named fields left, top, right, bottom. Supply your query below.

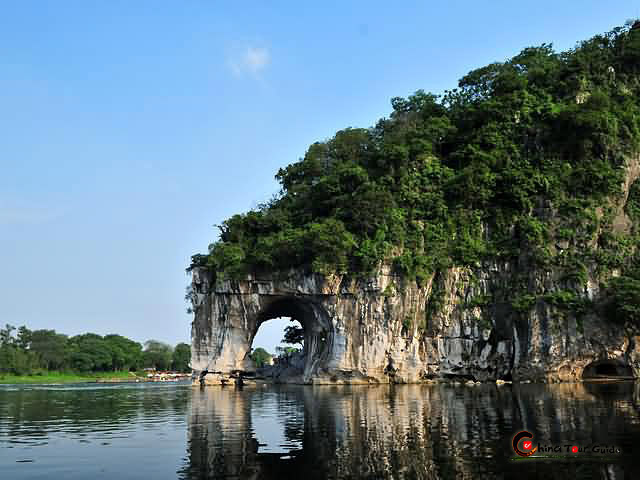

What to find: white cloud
left=229, top=46, right=271, bottom=76
left=245, top=47, right=270, bottom=72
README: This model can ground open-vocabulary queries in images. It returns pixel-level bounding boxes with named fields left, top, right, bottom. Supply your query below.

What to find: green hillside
left=191, top=21, right=640, bottom=325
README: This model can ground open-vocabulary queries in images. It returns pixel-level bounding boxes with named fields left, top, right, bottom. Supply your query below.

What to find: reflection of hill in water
left=182, top=383, right=640, bottom=480
left=583, top=380, right=636, bottom=399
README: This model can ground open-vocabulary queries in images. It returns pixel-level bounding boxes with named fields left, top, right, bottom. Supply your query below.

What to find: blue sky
left=1, top=1, right=637, bottom=350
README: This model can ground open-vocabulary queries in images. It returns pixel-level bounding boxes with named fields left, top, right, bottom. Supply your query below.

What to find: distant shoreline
left=0, top=371, right=189, bottom=385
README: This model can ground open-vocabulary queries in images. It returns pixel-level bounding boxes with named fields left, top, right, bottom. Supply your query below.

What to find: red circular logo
left=571, top=446, right=578, bottom=453
left=512, top=431, right=537, bottom=457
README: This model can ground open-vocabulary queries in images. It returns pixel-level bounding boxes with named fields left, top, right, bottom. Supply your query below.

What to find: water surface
left=1, top=381, right=639, bottom=479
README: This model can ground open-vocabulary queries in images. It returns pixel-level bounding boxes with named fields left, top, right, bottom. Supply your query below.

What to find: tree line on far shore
left=249, top=323, right=304, bottom=367
left=0, top=324, right=191, bottom=376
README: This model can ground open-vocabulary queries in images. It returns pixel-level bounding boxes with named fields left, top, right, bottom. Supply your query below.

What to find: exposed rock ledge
left=190, top=261, right=640, bottom=385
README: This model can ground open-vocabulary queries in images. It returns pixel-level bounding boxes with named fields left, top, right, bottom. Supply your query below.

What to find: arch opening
left=250, top=317, right=304, bottom=368
left=248, top=297, right=332, bottom=382
left=582, top=359, right=634, bottom=380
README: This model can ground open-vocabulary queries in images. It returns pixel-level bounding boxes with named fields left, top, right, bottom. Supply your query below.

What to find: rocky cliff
left=190, top=264, right=639, bottom=384
left=191, top=154, right=640, bottom=384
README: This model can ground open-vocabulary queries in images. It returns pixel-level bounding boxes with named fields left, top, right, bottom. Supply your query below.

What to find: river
left=1, top=381, right=639, bottom=479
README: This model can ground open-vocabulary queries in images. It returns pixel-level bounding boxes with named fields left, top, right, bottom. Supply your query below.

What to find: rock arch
left=253, top=296, right=334, bottom=380
left=189, top=265, right=640, bottom=384
left=190, top=269, right=342, bottom=384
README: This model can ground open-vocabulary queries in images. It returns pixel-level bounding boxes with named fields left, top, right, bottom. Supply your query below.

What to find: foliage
left=543, top=290, right=592, bottom=314
left=626, top=179, right=640, bottom=224
left=511, top=294, right=537, bottom=313
left=104, top=334, right=143, bottom=371
left=275, top=346, right=300, bottom=357
left=0, top=371, right=140, bottom=384
left=191, top=23, right=640, bottom=323
left=0, top=324, right=187, bottom=376
left=30, top=329, right=68, bottom=370
left=608, top=257, right=640, bottom=324
left=250, top=347, right=272, bottom=367
left=172, top=343, right=191, bottom=372
left=609, top=276, right=640, bottom=324
left=282, top=324, right=304, bottom=346
left=142, top=340, right=173, bottom=371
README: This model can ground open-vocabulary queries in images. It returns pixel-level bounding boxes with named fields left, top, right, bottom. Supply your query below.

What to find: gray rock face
left=189, top=261, right=640, bottom=384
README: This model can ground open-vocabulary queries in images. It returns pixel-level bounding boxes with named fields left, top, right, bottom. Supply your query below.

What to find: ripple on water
left=2, top=382, right=640, bottom=479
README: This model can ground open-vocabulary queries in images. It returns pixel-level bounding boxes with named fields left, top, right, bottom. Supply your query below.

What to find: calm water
left=1, top=381, right=640, bottom=479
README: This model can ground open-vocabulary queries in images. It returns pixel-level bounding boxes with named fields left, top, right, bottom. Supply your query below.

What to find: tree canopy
left=192, top=23, right=640, bottom=277
left=0, top=325, right=190, bottom=376
left=172, top=343, right=191, bottom=372
left=282, top=324, right=304, bottom=346
left=191, top=22, right=640, bottom=325
left=142, top=340, right=173, bottom=371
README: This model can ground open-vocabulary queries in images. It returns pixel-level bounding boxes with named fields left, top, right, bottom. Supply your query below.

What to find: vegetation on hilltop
left=192, top=21, right=640, bottom=325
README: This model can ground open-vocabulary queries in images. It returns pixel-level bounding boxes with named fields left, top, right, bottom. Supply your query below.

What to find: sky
left=1, top=1, right=638, bottom=349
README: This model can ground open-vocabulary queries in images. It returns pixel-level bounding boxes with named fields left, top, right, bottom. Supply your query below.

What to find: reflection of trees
left=0, top=385, right=189, bottom=440
left=182, top=383, right=640, bottom=480
left=4, top=382, right=639, bottom=478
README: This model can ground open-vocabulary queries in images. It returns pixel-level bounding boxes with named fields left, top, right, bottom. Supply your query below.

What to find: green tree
left=104, top=334, right=143, bottom=371
left=282, top=324, right=304, bottom=347
left=0, top=344, right=39, bottom=375
left=16, top=326, right=32, bottom=350
left=250, top=347, right=272, bottom=367
left=142, top=340, right=173, bottom=370
left=30, top=330, right=68, bottom=370
left=171, top=343, right=191, bottom=372
left=66, top=333, right=112, bottom=372
left=275, top=346, right=300, bottom=357
left=609, top=276, right=640, bottom=324
left=0, top=324, right=16, bottom=346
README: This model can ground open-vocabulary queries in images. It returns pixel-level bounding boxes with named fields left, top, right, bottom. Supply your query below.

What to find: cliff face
left=190, top=266, right=638, bottom=384
left=191, top=157, right=640, bottom=384
left=190, top=261, right=639, bottom=385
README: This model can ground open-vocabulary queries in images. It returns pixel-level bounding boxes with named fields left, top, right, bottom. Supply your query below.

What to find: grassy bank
left=0, top=371, right=142, bottom=384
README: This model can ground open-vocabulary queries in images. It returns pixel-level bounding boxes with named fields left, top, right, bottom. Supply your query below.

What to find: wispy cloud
left=229, top=46, right=271, bottom=76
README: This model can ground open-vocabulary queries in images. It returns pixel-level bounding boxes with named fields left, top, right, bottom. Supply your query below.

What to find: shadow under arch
left=251, top=296, right=333, bottom=382
left=582, top=358, right=634, bottom=381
